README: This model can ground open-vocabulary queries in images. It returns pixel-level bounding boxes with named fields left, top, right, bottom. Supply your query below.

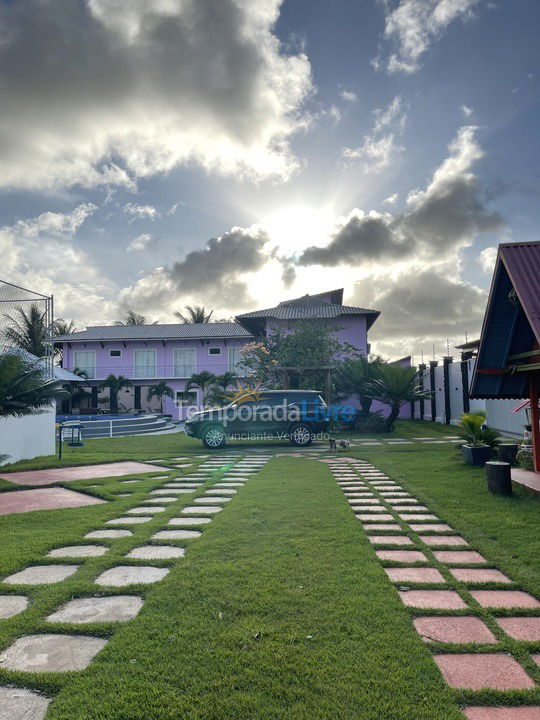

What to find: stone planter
left=462, top=444, right=492, bottom=466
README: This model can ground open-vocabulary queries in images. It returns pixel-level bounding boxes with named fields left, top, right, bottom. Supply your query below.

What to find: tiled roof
left=55, top=322, right=253, bottom=343
left=236, top=303, right=379, bottom=321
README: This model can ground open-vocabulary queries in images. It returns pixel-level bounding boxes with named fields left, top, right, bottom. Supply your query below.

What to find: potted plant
left=457, top=410, right=500, bottom=466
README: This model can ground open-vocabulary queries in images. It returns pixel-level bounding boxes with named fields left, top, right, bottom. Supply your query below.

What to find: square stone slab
left=205, top=489, right=237, bottom=495
left=347, top=498, right=380, bottom=504
left=409, top=524, right=454, bottom=533
left=414, top=616, right=496, bottom=644
left=471, top=591, right=540, bottom=608
left=152, top=489, right=197, bottom=495
left=106, top=516, right=152, bottom=524
left=126, top=506, right=166, bottom=514
left=420, top=535, right=468, bottom=547
left=168, top=517, right=213, bottom=526
left=4, top=565, right=79, bottom=585
left=496, top=617, right=540, bottom=642
left=433, top=653, right=535, bottom=689
left=85, top=529, right=132, bottom=539
left=0, top=686, right=50, bottom=719
left=357, top=513, right=395, bottom=522
left=152, top=530, right=202, bottom=540
left=351, top=506, right=388, bottom=513
left=116, top=493, right=132, bottom=498
left=0, top=487, right=107, bottom=516
left=395, top=506, right=429, bottom=512
left=47, top=596, right=143, bottom=624
left=364, top=523, right=403, bottom=531
left=214, top=482, right=244, bottom=487
left=182, top=506, right=222, bottom=514
left=126, top=546, right=185, bottom=560
left=387, top=499, right=419, bottom=505
left=0, top=595, right=29, bottom=619
left=368, top=535, right=413, bottom=546
left=398, top=590, right=467, bottom=609
left=193, top=496, right=231, bottom=504
left=375, top=550, right=428, bottom=563
left=47, top=545, right=108, bottom=559
left=144, top=497, right=178, bottom=504
left=385, top=568, right=445, bottom=583
left=449, top=568, right=512, bottom=584
left=399, top=514, right=440, bottom=522
left=95, top=566, right=169, bottom=586
left=0, top=634, right=108, bottom=672
left=433, top=550, right=487, bottom=564
left=463, top=707, right=540, bottom=720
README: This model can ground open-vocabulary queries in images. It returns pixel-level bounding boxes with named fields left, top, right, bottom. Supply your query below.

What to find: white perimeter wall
left=0, top=406, right=55, bottom=466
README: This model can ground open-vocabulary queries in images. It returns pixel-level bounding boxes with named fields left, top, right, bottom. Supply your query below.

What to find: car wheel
left=201, top=424, right=227, bottom=449
left=289, top=422, right=313, bottom=447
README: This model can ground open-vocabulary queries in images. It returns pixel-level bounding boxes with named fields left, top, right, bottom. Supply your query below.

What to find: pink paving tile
left=450, top=568, right=512, bottom=584
left=368, top=535, right=413, bottom=545
left=471, top=591, right=540, bottom=609
left=399, top=590, right=467, bottom=609
left=496, top=618, right=540, bottom=642
left=463, top=707, right=540, bottom=720
left=414, top=616, right=496, bottom=644
left=364, top=523, right=403, bottom=531
left=532, top=654, right=540, bottom=668
left=0, top=462, right=170, bottom=486
left=419, top=535, right=468, bottom=547
left=376, top=550, right=428, bottom=562
left=434, top=550, right=487, bottom=564
left=0, top=488, right=106, bottom=515
left=385, top=567, right=445, bottom=583
left=434, top=653, right=535, bottom=690
left=356, top=514, right=395, bottom=522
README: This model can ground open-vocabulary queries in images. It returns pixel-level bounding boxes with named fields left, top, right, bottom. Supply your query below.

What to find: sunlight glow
left=261, top=204, right=336, bottom=255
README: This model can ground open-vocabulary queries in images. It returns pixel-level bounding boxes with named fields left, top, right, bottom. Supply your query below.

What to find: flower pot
left=461, top=444, right=492, bottom=466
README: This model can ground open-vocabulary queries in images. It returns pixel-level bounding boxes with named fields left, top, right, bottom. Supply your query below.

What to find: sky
left=0, top=0, right=539, bottom=360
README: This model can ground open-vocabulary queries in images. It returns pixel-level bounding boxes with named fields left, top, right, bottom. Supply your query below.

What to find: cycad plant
left=364, top=363, right=431, bottom=432
left=456, top=410, right=500, bottom=448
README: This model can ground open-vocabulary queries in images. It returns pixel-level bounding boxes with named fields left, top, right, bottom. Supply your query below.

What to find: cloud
left=119, top=226, right=271, bottom=314
left=376, top=0, right=483, bottom=74
left=383, top=193, right=399, bottom=205
left=0, top=0, right=312, bottom=191
left=127, top=233, right=153, bottom=251
left=342, top=95, right=406, bottom=172
left=339, top=89, right=358, bottom=102
left=349, top=267, right=487, bottom=357
left=123, top=203, right=160, bottom=223
left=462, top=104, right=474, bottom=117
left=478, top=245, right=497, bottom=272
left=302, top=125, right=503, bottom=266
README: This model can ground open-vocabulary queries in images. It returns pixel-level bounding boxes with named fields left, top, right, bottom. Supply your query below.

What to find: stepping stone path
left=328, top=457, right=540, bottom=716
left=1, top=453, right=272, bottom=716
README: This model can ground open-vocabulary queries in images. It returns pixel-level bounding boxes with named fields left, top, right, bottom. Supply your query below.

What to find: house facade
left=56, top=289, right=380, bottom=419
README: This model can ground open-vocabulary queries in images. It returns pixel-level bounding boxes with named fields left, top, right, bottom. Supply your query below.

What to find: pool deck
left=511, top=467, right=540, bottom=496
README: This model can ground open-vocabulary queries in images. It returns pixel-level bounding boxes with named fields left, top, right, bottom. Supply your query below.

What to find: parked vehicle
left=184, top=390, right=329, bottom=449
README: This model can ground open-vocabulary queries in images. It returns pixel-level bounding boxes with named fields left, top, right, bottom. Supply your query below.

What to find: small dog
left=329, top=438, right=337, bottom=452
left=338, top=439, right=351, bottom=450
left=329, top=438, right=351, bottom=451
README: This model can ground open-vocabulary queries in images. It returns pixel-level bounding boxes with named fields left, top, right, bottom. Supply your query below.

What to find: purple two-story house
left=56, top=289, right=380, bottom=419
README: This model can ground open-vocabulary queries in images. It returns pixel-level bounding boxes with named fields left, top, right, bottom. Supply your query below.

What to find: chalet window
left=174, top=348, right=196, bottom=377
left=109, top=349, right=122, bottom=358
left=176, top=390, right=198, bottom=406
left=208, top=347, right=221, bottom=356
left=228, top=346, right=244, bottom=373
left=133, top=349, right=156, bottom=379
left=73, top=350, right=96, bottom=379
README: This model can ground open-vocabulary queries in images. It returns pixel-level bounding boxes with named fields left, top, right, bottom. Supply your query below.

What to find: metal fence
left=0, top=280, right=54, bottom=378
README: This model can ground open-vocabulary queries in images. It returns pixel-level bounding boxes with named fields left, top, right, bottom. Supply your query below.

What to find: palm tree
left=3, top=304, right=49, bottom=357
left=335, top=356, right=383, bottom=415
left=147, top=380, right=174, bottom=413
left=186, top=370, right=217, bottom=404
left=115, top=310, right=157, bottom=326
left=175, top=305, right=214, bottom=324
left=53, top=319, right=77, bottom=336
left=0, top=353, right=65, bottom=418
left=99, top=374, right=133, bottom=413
left=205, top=371, right=238, bottom=406
left=364, top=364, right=431, bottom=432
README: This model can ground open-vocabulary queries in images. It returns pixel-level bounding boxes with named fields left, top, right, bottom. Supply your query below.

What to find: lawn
left=0, top=421, right=538, bottom=718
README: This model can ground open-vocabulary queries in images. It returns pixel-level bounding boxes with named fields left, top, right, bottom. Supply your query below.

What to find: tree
left=99, top=374, right=133, bottom=413
left=147, top=380, right=174, bottom=413
left=115, top=310, right=156, bottom=326
left=205, top=371, right=238, bottom=406
left=53, top=319, right=77, bottom=336
left=3, top=304, right=49, bottom=357
left=335, top=356, right=384, bottom=415
left=186, top=370, right=217, bottom=404
left=364, top=364, right=431, bottom=432
left=175, top=305, right=214, bottom=324
left=0, top=353, right=65, bottom=418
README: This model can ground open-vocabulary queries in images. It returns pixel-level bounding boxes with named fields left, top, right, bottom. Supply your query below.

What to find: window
left=176, top=390, right=198, bottom=406
left=208, top=347, right=221, bottom=356
left=73, top=350, right=96, bottom=379
left=133, top=349, right=156, bottom=378
left=228, top=346, right=245, bottom=373
left=109, top=349, right=122, bottom=358
left=174, top=348, right=196, bottom=377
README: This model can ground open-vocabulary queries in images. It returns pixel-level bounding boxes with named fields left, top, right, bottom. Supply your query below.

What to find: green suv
left=183, top=390, right=329, bottom=449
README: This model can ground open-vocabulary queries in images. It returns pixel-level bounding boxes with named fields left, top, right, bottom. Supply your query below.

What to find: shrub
left=456, top=410, right=500, bottom=449
left=516, top=449, right=535, bottom=471
left=353, top=410, right=388, bottom=434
